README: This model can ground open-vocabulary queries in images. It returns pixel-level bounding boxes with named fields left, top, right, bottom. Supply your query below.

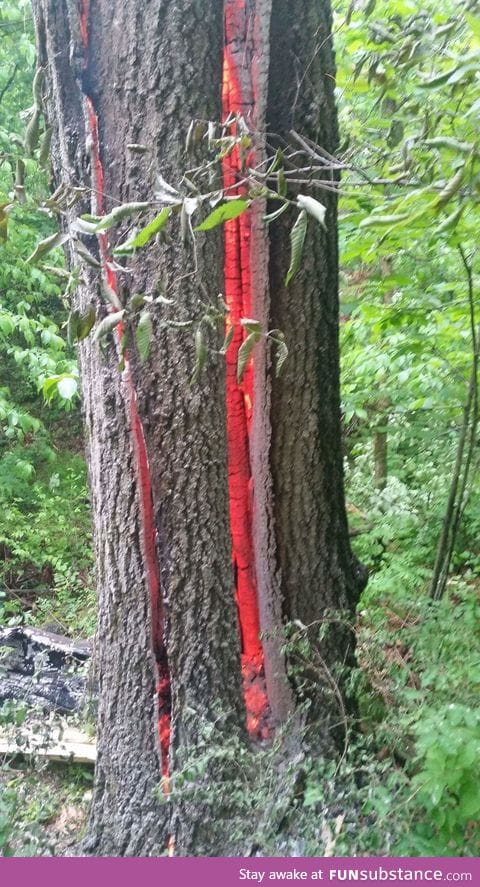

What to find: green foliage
left=335, top=0, right=480, bottom=855
left=0, top=757, right=92, bottom=856
left=0, top=443, right=95, bottom=635
left=407, top=704, right=480, bottom=853
left=194, top=197, right=249, bottom=231
left=286, top=210, right=308, bottom=285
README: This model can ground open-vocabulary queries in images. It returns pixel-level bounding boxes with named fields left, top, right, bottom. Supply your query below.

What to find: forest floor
left=0, top=758, right=91, bottom=856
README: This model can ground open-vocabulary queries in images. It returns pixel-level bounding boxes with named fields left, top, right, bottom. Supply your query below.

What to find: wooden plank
left=0, top=725, right=96, bottom=764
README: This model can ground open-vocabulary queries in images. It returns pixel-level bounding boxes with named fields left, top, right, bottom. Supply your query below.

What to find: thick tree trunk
left=31, top=0, right=366, bottom=857
left=87, top=1, right=246, bottom=855
left=32, top=2, right=168, bottom=855
left=33, top=0, right=245, bottom=857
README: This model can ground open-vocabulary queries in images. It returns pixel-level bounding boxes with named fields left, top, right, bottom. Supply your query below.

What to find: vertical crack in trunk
left=223, top=0, right=275, bottom=738
left=80, top=1, right=171, bottom=780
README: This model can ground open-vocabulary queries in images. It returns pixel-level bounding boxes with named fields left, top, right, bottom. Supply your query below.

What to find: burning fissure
left=223, top=0, right=270, bottom=739
left=79, top=0, right=271, bottom=776
left=80, top=4, right=171, bottom=777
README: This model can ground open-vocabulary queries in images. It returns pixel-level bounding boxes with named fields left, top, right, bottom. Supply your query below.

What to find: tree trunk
left=31, top=0, right=366, bottom=857
left=32, top=0, right=245, bottom=857
left=266, top=0, right=366, bottom=741
left=373, top=412, right=388, bottom=492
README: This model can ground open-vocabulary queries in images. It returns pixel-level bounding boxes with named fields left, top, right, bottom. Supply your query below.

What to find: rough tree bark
left=32, top=0, right=244, bottom=857
left=31, top=0, right=366, bottom=857
left=266, top=0, right=366, bottom=739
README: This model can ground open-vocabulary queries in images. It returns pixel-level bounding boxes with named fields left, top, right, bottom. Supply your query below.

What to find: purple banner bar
left=0, top=857, right=478, bottom=886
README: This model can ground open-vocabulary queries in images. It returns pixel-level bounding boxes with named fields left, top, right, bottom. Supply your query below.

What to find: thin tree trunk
left=373, top=407, right=389, bottom=492
left=430, top=248, right=479, bottom=601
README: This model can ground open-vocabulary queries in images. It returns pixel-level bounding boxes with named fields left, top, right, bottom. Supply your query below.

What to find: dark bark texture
left=32, top=0, right=245, bottom=856
left=88, top=0, right=246, bottom=856
left=266, top=0, right=366, bottom=737
left=0, top=627, right=91, bottom=714
left=32, top=1, right=169, bottom=855
left=30, top=0, right=366, bottom=857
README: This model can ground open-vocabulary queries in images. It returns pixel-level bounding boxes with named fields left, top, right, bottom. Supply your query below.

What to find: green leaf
left=92, top=201, right=151, bottom=232
left=436, top=165, right=466, bottom=210
left=263, top=202, right=289, bottom=224
left=359, top=213, right=409, bottom=229
left=419, top=68, right=459, bottom=88
left=387, top=120, right=404, bottom=149
left=74, top=241, right=101, bottom=269
left=437, top=205, right=464, bottom=234
left=241, top=317, right=262, bottom=334
left=277, top=168, right=287, bottom=198
left=128, top=293, right=146, bottom=310
left=285, top=210, right=308, bottom=285
left=191, top=328, right=208, bottom=384
left=423, top=137, right=473, bottom=154
left=237, top=331, right=260, bottom=382
left=57, top=376, right=78, bottom=400
left=135, top=310, right=153, bottom=363
left=465, top=13, right=480, bottom=41
left=93, top=310, right=125, bottom=343
left=67, top=310, right=80, bottom=346
left=24, top=106, right=41, bottom=156
left=113, top=207, right=171, bottom=255
left=194, top=199, right=249, bottom=231
left=26, top=231, right=68, bottom=264
left=39, top=125, right=53, bottom=168
left=77, top=304, right=97, bottom=341
left=100, top=279, right=122, bottom=310
left=271, top=336, right=288, bottom=377
left=219, top=324, right=235, bottom=355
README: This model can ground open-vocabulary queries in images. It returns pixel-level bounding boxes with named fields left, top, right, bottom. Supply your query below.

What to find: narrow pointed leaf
left=271, top=337, right=289, bottom=377
left=75, top=241, right=101, bottom=269
left=285, top=210, right=308, bottom=285
left=194, top=198, right=249, bottom=231
left=136, top=310, right=153, bottom=363
left=237, top=331, right=260, bottom=382
left=27, top=231, right=68, bottom=264
left=191, top=328, right=208, bottom=384
left=113, top=207, right=171, bottom=255
left=219, top=324, right=235, bottom=355
left=93, top=310, right=125, bottom=343
left=263, top=202, right=289, bottom=224
left=93, top=201, right=151, bottom=232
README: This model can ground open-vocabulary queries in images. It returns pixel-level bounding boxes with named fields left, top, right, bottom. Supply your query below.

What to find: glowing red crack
left=223, top=0, right=270, bottom=739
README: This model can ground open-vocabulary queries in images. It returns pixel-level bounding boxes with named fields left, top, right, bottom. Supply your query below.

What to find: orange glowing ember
left=223, top=0, right=270, bottom=738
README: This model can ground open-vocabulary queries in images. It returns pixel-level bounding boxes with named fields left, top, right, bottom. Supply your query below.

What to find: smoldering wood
left=32, top=0, right=242, bottom=857
left=0, top=626, right=92, bottom=713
